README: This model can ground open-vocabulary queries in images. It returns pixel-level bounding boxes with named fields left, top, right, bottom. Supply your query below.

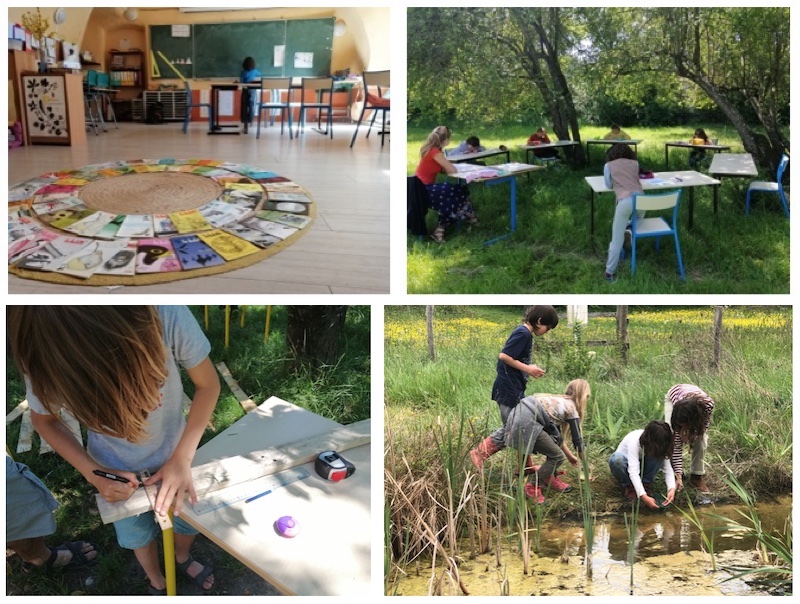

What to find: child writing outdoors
left=688, top=128, right=713, bottom=169
left=239, top=57, right=262, bottom=134
left=8, top=306, right=220, bottom=595
left=665, top=383, right=715, bottom=493
left=603, top=143, right=645, bottom=281
left=602, top=124, right=631, bottom=140
left=469, top=306, right=559, bottom=478
left=526, top=127, right=560, bottom=159
left=415, top=125, right=480, bottom=242
left=609, top=420, right=677, bottom=509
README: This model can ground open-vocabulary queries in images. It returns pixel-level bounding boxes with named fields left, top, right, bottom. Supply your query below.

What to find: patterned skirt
left=426, top=183, right=476, bottom=227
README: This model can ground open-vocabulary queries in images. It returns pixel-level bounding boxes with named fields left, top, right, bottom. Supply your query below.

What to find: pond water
left=391, top=498, right=791, bottom=596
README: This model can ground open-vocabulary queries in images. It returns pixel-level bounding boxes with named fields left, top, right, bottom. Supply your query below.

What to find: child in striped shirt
left=665, top=383, right=715, bottom=493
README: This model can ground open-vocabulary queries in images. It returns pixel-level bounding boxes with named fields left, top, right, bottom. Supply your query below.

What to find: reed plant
left=675, top=491, right=718, bottom=571
left=623, top=497, right=641, bottom=594
left=578, top=452, right=596, bottom=579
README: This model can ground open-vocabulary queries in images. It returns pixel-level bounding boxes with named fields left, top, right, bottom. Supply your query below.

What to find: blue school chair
left=182, top=81, right=213, bottom=134
left=350, top=70, right=390, bottom=148
left=746, top=154, right=790, bottom=218
left=625, top=190, right=685, bottom=281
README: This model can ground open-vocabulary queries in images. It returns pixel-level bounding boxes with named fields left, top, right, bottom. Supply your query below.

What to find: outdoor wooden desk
left=447, top=147, right=511, bottom=165
left=664, top=141, right=731, bottom=169
left=709, top=153, right=758, bottom=210
left=585, top=139, right=642, bottom=163
left=585, top=170, right=721, bottom=234
left=450, top=162, right=544, bottom=245
left=519, top=141, right=581, bottom=168
left=180, top=396, right=370, bottom=596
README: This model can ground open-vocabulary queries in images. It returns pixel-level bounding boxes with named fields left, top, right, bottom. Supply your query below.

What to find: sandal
left=147, top=584, right=167, bottom=596
left=176, top=554, right=214, bottom=591
left=431, top=226, right=445, bottom=243
left=22, top=541, right=100, bottom=573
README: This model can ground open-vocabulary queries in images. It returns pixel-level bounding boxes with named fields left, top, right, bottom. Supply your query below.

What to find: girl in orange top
left=415, top=126, right=478, bottom=242
left=526, top=126, right=560, bottom=159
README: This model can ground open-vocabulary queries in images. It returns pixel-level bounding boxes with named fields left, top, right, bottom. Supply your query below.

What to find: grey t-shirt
left=26, top=306, right=211, bottom=473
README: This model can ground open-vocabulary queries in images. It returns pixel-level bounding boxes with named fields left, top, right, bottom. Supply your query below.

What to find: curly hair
left=606, top=143, right=637, bottom=162
left=669, top=397, right=706, bottom=443
left=639, top=420, right=673, bottom=459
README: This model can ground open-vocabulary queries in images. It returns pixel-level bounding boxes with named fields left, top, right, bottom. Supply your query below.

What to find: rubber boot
left=469, top=436, right=500, bottom=471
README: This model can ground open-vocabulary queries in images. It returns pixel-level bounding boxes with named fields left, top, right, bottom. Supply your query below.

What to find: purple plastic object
left=275, top=515, right=301, bottom=538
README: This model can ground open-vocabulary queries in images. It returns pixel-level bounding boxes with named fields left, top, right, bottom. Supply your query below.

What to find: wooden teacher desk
left=180, top=396, right=371, bottom=596
left=585, top=170, right=721, bottom=234
left=208, top=82, right=262, bottom=135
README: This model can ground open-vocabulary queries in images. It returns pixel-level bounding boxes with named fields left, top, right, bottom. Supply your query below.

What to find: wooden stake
left=215, top=362, right=257, bottom=413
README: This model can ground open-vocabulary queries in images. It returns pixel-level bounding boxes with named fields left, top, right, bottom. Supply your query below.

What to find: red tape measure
left=315, top=451, right=355, bottom=482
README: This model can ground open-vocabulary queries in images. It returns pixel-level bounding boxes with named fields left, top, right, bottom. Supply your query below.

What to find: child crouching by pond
left=609, top=420, right=676, bottom=510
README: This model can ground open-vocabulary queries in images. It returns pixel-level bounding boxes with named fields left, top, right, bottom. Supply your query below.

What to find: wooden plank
left=96, top=418, right=370, bottom=523
left=182, top=392, right=216, bottom=432
left=6, top=400, right=29, bottom=424
left=215, top=362, right=257, bottom=413
left=17, top=409, right=33, bottom=453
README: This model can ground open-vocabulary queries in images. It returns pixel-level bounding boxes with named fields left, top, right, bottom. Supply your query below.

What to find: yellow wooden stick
left=224, top=306, right=230, bottom=349
left=264, top=306, right=272, bottom=342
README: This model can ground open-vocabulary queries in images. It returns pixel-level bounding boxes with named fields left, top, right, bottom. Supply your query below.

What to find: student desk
left=585, top=139, right=642, bottom=163
left=664, top=141, right=731, bottom=169
left=180, top=396, right=370, bottom=596
left=519, top=141, right=581, bottom=168
left=208, top=83, right=261, bottom=135
left=585, top=170, right=721, bottom=234
left=447, top=147, right=511, bottom=165
left=450, top=162, right=544, bottom=245
left=708, top=153, right=758, bottom=210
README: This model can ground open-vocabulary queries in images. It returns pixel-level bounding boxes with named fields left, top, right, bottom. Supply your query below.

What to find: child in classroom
left=414, top=125, right=480, bottom=242
left=688, top=128, right=713, bottom=169
left=609, top=420, right=677, bottom=509
left=602, top=124, right=631, bottom=140
left=665, top=383, right=715, bottom=493
left=8, top=306, right=220, bottom=595
left=602, top=143, right=645, bottom=282
left=240, top=57, right=262, bottom=133
left=469, top=306, right=560, bottom=489
left=526, top=126, right=560, bottom=159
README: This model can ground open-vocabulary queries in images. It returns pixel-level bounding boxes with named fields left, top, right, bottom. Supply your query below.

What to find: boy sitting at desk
left=446, top=136, right=507, bottom=165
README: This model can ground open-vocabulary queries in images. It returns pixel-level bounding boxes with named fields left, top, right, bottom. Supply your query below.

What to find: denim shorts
left=113, top=512, right=197, bottom=550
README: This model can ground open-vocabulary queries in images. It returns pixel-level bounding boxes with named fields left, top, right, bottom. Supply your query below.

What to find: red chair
left=350, top=70, right=390, bottom=148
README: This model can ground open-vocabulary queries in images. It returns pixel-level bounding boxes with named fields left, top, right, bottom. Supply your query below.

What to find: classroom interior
left=8, top=7, right=390, bottom=294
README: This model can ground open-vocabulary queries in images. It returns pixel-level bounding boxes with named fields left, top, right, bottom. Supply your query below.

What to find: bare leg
left=134, top=540, right=166, bottom=591
left=175, top=533, right=214, bottom=589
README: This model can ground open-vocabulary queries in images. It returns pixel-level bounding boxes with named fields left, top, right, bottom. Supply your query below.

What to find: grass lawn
left=407, top=124, right=789, bottom=293
left=6, top=305, right=370, bottom=595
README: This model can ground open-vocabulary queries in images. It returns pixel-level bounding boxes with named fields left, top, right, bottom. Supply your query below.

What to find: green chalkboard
left=194, top=21, right=286, bottom=78
left=150, top=25, right=194, bottom=80
left=283, top=19, right=334, bottom=77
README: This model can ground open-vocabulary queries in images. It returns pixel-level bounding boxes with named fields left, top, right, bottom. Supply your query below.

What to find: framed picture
left=22, top=74, right=71, bottom=144
left=62, top=42, right=80, bottom=69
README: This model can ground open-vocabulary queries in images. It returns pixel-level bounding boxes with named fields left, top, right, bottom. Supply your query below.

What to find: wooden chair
left=256, top=77, right=293, bottom=139
left=182, top=81, right=213, bottom=134
left=294, top=77, right=334, bottom=138
left=349, top=70, right=390, bottom=148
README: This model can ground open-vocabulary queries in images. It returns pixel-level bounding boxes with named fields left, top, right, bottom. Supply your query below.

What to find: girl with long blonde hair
left=414, top=125, right=478, bottom=242
left=8, top=306, right=220, bottom=595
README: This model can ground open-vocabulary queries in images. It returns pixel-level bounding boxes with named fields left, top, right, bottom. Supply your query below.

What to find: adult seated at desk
left=526, top=127, right=560, bottom=159
left=415, top=125, right=479, bottom=243
left=602, top=124, right=631, bottom=141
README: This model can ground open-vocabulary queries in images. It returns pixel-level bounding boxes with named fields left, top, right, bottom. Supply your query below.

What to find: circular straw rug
left=8, top=159, right=316, bottom=286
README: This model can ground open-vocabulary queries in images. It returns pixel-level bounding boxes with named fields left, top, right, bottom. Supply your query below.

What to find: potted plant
left=21, top=8, right=51, bottom=73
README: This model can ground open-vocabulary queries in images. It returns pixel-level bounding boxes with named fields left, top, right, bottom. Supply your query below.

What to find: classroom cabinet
left=141, top=90, right=187, bottom=122
left=109, top=50, right=143, bottom=98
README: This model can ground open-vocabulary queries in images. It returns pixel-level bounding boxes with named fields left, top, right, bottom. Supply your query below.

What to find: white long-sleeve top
left=615, top=429, right=676, bottom=498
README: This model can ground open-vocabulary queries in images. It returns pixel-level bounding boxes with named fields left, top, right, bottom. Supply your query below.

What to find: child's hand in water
left=90, top=467, right=138, bottom=502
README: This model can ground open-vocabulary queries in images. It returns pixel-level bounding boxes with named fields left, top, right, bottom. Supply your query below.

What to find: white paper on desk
left=218, top=90, right=234, bottom=117
left=454, top=163, right=485, bottom=173
left=274, top=45, right=285, bottom=68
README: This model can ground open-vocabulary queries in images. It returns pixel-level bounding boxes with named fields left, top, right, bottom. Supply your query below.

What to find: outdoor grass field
left=385, top=305, right=791, bottom=517
left=407, top=124, right=789, bottom=294
left=6, top=305, right=370, bottom=596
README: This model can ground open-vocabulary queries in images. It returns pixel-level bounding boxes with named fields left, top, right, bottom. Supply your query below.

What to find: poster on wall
left=22, top=74, right=71, bottom=145
left=293, top=52, right=314, bottom=69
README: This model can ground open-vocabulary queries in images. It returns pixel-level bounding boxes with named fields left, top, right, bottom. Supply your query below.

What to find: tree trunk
left=426, top=305, right=435, bottom=360
left=616, top=305, right=628, bottom=364
left=712, top=306, right=724, bottom=371
left=286, top=306, right=348, bottom=371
